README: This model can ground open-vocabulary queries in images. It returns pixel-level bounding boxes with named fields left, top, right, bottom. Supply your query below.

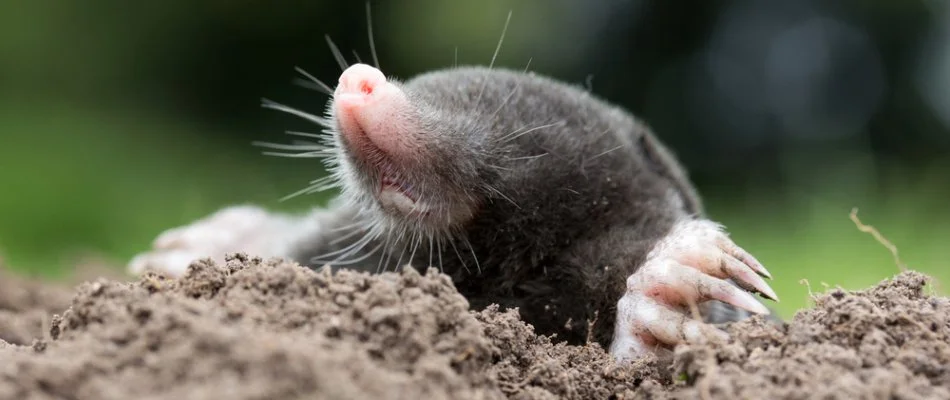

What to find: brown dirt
left=0, top=254, right=947, bottom=400
left=0, top=268, right=73, bottom=347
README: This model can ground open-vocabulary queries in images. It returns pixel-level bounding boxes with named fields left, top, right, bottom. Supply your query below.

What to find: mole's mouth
left=376, top=170, right=427, bottom=216
left=380, top=175, right=417, bottom=202
left=334, top=112, right=426, bottom=217
left=358, top=154, right=425, bottom=216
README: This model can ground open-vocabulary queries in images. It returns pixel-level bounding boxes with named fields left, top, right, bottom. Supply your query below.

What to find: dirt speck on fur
left=0, top=255, right=948, bottom=400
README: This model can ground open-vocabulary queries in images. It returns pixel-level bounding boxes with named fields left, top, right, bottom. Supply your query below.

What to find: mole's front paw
left=127, top=205, right=293, bottom=277
left=609, top=219, right=777, bottom=362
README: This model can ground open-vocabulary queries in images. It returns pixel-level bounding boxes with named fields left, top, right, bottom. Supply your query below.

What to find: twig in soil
left=848, top=208, right=944, bottom=293
left=849, top=207, right=906, bottom=272
left=585, top=310, right=599, bottom=345
left=799, top=278, right=820, bottom=304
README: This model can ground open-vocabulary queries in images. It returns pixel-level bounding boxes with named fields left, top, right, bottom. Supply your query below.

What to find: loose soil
left=1, top=254, right=947, bottom=399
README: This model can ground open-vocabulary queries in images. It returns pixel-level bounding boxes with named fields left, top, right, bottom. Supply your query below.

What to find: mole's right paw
left=127, top=205, right=293, bottom=277
left=608, top=219, right=777, bottom=362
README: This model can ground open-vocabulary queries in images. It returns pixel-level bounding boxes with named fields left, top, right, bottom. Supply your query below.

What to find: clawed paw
left=610, top=219, right=777, bottom=361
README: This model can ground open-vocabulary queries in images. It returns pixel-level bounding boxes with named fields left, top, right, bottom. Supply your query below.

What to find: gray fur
left=285, top=66, right=732, bottom=347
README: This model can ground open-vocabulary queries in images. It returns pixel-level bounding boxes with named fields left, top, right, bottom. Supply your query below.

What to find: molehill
left=0, top=254, right=947, bottom=399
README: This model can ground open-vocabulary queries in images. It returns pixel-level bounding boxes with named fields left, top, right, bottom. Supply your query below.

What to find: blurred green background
left=1, top=0, right=947, bottom=317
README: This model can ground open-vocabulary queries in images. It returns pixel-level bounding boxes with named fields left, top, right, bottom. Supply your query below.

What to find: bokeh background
left=2, top=0, right=948, bottom=317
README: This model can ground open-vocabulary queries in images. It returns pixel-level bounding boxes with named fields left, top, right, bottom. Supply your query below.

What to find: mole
left=127, top=32, right=778, bottom=362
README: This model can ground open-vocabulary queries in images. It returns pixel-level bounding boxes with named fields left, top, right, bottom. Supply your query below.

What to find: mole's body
left=129, top=63, right=777, bottom=361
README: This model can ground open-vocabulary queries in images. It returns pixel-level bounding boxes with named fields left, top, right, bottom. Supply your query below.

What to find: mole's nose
left=336, top=64, right=387, bottom=99
left=333, top=64, right=416, bottom=160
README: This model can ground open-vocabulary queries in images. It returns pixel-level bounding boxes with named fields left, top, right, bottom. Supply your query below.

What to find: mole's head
left=294, top=61, right=650, bottom=248
left=327, top=63, right=536, bottom=237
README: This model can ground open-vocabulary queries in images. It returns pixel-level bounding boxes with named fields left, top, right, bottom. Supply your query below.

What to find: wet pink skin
left=333, top=63, right=418, bottom=162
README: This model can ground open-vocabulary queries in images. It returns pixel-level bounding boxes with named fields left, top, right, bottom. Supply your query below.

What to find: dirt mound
left=670, top=271, right=950, bottom=399
left=0, top=267, right=74, bottom=347
left=0, top=255, right=947, bottom=399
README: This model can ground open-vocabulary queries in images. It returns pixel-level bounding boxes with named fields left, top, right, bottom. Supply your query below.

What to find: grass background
left=1, top=0, right=948, bottom=320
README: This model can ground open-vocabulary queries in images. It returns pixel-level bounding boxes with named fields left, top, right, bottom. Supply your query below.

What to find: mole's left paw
left=127, top=205, right=296, bottom=278
left=609, top=219, right=777, bottom=362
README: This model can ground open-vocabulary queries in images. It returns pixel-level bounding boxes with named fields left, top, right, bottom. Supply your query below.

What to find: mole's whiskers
left=473, top=10, right=513, bottom=111
left=292, top=67, right=334, bottom=95
left=365, top=2, right=380, bottom=70
left=498, top=120, right=566, bottom=143
left=325, top=35, right=349, bottom=71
